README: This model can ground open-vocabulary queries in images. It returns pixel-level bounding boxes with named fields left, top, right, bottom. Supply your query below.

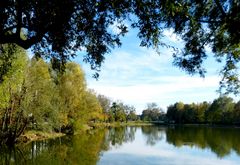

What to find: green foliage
left=206, top=96, right=235, bottom=124
left=1, top=1, right=240, bottom=93
left=167, top=102, right=210, bottom=124
left=106, top=102, right=137, bottom=123
left=0, top=44, right=19, bottom=82
left=0, top=44, right=28, bottom=145
left=0, top=45, right=110, bottom=145
left=126, top=106, right=138, bottom=121
left=141, top=103, right=164, bottom=121
left=55, top=63, right=104, bottom=133
left=165, top=97, right=239, bottom=124
left=57, top=62, right=87, bottom=129
left=0, top=45, right=27, bottom=108
left=82, top=90, right=104, bottom=123
left=22, top=57, right=58, bottom=131
left=111, top=102, right=127, bottom=122
left=195, top=102, right=209, bottom=123
left=234, top=101, right=240, bottom=124
left=97, top=94, right=111, bottom=121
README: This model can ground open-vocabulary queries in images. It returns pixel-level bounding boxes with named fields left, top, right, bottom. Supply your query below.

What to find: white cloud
left=76, top=27, right=223, bottom=114
left=204, top=44, right=212, bottom=54
left=162, top=28, right=182, bottom=43
left=104, top=151, right=237, bottom=165
left=101, top=129, right=238, bottom=165
left=82, top=44, right=222, bottom=113
left=98, top=47, right=174, bottom=80
left=89, top=76, right=220, bottom=113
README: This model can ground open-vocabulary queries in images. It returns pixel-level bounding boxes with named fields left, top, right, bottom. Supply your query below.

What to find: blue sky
left=74, top=26, right=229, bottom=114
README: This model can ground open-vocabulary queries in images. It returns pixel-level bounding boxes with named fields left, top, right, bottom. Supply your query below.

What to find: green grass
left=19, top=130, right=65, bottom=144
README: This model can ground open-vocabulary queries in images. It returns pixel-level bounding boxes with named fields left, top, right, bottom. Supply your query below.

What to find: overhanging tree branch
left=214, top=0, right=227, bottom=17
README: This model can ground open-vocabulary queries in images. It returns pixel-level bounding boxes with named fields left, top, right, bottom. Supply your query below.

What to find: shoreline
left=149, top=123, right=240, bottom=129
left=89, top=121, right=154, bottom=128
left=17, top=131, right=66, bottom=145
left=17, top=122, right=240, bottom=144
left=17, top=122, right=153, bottom=144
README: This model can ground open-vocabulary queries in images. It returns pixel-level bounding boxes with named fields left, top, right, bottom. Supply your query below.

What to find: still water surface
left=1, top=126, right=240, bottom=165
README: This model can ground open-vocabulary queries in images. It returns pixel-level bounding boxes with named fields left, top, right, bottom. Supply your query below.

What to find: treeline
left=139, top=97, right=240, bottom=125
left=166, top=96, right=240, bottom=124
left=97, top=95, right=138, bottom=123
left=140, top=103, right=165, bottom=121
left=0, top=45, right=138, bottom=146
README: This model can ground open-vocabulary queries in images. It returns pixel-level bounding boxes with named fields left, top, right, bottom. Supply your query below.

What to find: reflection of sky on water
left=98, top=128, right=240, bottom=165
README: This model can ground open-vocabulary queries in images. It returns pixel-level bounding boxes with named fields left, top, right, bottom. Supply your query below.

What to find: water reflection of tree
left=0, top=147, right=27, bottom=165
left=141, top=126, right=165, bottom=146
left=166, top=126, right=240, bottom=158
left=0, top=127, right=138, bottom=164
left=0, top=129, right=107, bottom=165
left=2, top=126, right=239, bottom=163
left=105, top=126, right=137, bottom=148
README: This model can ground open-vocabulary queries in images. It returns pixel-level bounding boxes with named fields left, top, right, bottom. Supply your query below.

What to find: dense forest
left=166, top=96, right=240, bottom=125
left=0, top=45, right=138, bottom=146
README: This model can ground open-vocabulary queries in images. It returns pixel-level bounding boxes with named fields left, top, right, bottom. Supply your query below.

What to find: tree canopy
left=0, top=1, right=240, bottom=92
left=141, top=103, right=165, bottom=121
left=165, top=96, right=240, bottom=125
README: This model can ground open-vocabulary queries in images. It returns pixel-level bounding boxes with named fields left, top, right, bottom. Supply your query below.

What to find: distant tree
left=166, top=104, right=176, bottom=123
left=126, top=106, right=138, bottom=122
left=205, top=96, right=235, bottom=124
left=166, top=101, right=209, bottom=124
left=233, top=101, right=240, bottom=124
left=183, top=104, right=197, bottom=123
left=141, top=110, right=151, bottom=121
left=97, top=94, right=112, bottom=122
left=174, top=102, right=185, bottom=123
left=196, top=102, right=210, bottom=123
left=108, top=102, right=136, bottom=123
left=147, top=103, right=158, bottom=110
left=114, top=102, right=127, bottom=122
left=141, top=103, right=164, bottom=121
left=108, top=110, right=115, bottom=123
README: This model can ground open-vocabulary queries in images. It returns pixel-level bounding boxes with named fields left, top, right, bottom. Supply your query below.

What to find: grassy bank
left=17, top=121, right=154, bottom=144
left=17, top=131, right=65, bottom=144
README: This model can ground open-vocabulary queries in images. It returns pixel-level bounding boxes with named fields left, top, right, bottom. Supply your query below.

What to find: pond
left=1, top=126, right=240, bottom=165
